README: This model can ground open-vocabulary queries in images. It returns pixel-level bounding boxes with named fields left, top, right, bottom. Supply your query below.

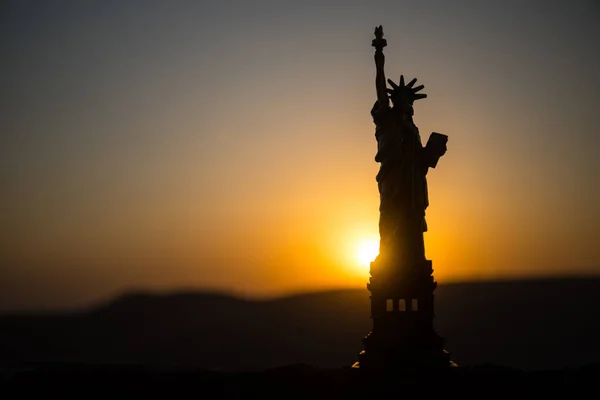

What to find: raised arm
left=372, top=26, right=389, bottom=108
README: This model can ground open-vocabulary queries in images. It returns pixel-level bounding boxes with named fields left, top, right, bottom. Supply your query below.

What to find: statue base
left=351, top=329, right=456, bottom=371
left=353, top=259, right=456, bottom=371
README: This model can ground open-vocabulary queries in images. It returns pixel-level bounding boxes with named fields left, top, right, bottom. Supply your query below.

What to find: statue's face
left=391, top=102, right=414, bottom=118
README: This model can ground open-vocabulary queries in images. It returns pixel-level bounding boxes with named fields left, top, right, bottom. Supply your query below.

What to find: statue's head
left=387, top=76, right=426, bottom=117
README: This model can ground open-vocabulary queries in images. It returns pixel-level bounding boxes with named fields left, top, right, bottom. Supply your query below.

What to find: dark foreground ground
left=3, top=278, right=600, bottom=371
left=2, top=363, right=600, bottom=397
left=2, top=278, right=600, bottom=397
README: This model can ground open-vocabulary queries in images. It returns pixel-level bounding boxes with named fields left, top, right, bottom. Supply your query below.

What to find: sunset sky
left=2, top=0, right=599, bottom=311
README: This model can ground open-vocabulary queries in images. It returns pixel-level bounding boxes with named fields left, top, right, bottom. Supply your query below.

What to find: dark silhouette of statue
left=353, top=26, right=454, bottom=370
left=371, top=25, right=447, bottom=271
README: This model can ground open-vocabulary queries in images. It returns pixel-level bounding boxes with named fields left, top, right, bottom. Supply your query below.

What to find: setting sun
left=357, top=239, right=380, bottom=268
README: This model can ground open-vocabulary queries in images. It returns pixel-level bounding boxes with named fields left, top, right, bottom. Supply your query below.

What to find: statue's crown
left=386, top=75, right=427, bottom=105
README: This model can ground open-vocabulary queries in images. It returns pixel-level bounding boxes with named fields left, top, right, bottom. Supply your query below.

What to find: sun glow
left=357, top=239, right=380, bottom=268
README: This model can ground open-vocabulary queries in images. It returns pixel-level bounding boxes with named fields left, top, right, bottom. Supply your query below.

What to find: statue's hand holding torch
left=372, top=26, right=389, bottom=106
left=372, top=26, right=387, bottom=69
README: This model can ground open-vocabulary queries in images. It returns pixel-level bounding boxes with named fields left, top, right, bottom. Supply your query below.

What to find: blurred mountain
left=1, top=278, right=600, bottom=371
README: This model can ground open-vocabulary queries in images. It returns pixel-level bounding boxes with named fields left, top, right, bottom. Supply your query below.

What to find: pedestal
left=353, top=259, right=455, bottom=370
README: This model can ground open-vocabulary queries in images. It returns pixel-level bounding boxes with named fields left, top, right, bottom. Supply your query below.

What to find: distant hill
left=1, top=278, right=600, bottom=371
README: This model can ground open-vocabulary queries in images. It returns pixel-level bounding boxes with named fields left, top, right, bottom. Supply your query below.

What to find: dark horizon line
left=3, top=272, right=600, bottom=316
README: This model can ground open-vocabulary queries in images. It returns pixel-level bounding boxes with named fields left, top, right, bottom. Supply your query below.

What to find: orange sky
left=1, top=1, right=599, bottom=311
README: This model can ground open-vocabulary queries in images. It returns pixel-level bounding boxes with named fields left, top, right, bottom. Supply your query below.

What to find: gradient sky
left=1, top=0, right=599, bottom=311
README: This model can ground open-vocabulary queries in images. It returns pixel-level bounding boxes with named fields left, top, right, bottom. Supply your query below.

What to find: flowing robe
left=372, top=101, right=430, bottom=267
